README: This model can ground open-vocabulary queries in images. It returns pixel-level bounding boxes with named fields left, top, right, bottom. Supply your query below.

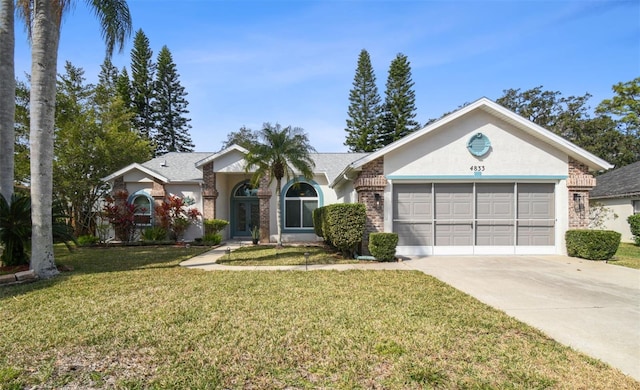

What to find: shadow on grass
left=0, top=245, right=210, bottom=299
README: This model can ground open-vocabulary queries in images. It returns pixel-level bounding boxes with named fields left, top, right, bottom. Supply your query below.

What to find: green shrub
left=142, top=226, right=167, bottom=241
left=204, top=219, right=229, bottom=236
left=369, top=232, right=399, bottom=261
left=628, top=214, right=640, bottom=245
left=77, top=235, right=99, bottom=247
left=324, top=203, right=366, bottom=257
left=312, top=207, right=325, bottom=239
left=565, top=229, right=621, bottom=260
left=203, top=233, right=222, bottom=245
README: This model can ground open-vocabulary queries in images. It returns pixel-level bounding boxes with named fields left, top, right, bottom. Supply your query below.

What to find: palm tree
left=244, top=123, right=316, bottom=246
left=16, top=0, right=132, bottom=278
left=0, top=0, right=15, bottom=200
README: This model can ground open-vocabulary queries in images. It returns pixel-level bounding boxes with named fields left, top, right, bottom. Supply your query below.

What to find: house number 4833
left=470, top=165, right=485, bottom=172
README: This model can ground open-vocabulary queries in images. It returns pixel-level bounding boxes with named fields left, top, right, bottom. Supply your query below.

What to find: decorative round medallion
left=467, top=132, right=491, bottom=157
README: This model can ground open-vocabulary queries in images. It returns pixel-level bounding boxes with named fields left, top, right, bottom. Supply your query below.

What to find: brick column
left=202, top=162, right=218, bottom=220
left=150, top=179, right=166, bottom=210
left=112, top=176, right=126, bottom=193
left=567, top=158, right=596, bottom=229
left=257, top=175, right=272, bottom=243
left=354, top=157, right=386, bottom=255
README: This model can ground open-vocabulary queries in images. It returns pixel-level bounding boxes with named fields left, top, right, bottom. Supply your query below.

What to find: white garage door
left=393, top=183, right=555, bottom=255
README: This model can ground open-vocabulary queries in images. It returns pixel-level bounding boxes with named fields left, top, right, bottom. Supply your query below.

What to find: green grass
left=0, top=246, right=637, bottom=389
left=217, top=244, right=358, bottom=266
left=609, top=242, right=640, bottom=269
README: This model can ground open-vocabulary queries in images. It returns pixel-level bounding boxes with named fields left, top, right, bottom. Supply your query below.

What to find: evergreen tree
left=378, top=53, right=420, bottom=147
left=130, top=29, right=155, bottom=139
left=116, top=67, right=133, bottom=109
left=152, top=45, right=194, bottom=155
left=344, top=49, right=382, bottom=152
left=94, top=57, right=119, bottom=110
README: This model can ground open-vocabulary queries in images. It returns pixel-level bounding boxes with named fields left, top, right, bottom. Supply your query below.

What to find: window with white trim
left=284, top=182, right=318, bottom=229
left=132, top=194, right=152, bottom=226
left=634, top=200, right=640, bottom=215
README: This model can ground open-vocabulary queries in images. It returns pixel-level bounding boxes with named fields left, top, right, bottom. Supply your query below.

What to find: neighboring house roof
left=331, top=97, right=613, bottom=188
left=590, top=161, right=640, bottom=199
left=103, top=152, right=214, bottom=183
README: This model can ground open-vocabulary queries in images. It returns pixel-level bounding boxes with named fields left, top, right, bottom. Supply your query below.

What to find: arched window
left=284, top=182, right=318, bottom=229
left=131, top=194, right=152, bottom=226
left=234, top=181, right=258, bottom=197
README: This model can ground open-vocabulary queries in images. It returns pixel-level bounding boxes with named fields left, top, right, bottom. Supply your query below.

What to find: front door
left=231, top=181, right=260, bottom=237
left=233, top=200, right=260, bottom=236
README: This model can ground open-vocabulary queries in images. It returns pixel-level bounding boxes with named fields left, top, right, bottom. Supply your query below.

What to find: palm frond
left=87, top=0, right=132, bottom=57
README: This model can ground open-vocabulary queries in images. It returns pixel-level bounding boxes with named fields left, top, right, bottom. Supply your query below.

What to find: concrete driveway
left=404, top=255, right=640, bottom=381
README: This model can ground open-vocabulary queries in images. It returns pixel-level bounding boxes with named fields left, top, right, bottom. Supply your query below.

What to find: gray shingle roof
left=139, top=151, right=368, bottom=184
left=311, top=152, right=369, bottom=183
left=590, top=161, right=640, bottom=199
left=142, top=152, right=214, bottom=182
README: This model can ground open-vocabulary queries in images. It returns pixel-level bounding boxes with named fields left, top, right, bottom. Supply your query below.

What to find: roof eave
left=102, top=163, right=170, bottom=183
left=195, top=144, right=248, bottom=169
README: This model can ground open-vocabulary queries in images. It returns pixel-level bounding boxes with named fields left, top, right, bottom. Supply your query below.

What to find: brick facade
left=567, top=158, right=596, bottom=229
left=354, top=158, right=386, bottom=254
left=257, top=175, right=272, bottom=243
left=201, top=161, right=218, bottom=220
left=150, top=179, right=166, bottom=210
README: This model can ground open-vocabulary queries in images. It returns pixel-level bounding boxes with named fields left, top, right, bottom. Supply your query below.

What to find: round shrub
left=369, top=232, right=399, bottom=261
left=627, top=214, right=640, bottom=245
left=565, top=229, right=621, bottom=260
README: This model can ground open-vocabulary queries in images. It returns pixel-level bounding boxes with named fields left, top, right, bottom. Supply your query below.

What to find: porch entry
left=231, top=181, right=260, bottom=237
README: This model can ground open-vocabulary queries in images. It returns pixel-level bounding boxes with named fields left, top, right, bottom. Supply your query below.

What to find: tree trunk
left=0, top=0, right=15, bottom=200
left=30, top=0, right=60, bottom=278
left=275, top=178, right=282, bottom=247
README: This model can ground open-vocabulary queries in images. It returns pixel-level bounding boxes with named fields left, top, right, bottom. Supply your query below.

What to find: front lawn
left=216, top=244, right=358, bottom=266
left=0, top=246, right=637, bottom=388
left=609, top=242, right=640, bottom=269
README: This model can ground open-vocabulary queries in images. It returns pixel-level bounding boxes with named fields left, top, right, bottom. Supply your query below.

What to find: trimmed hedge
left=315, top=203, right=366, bottom=257
left=312, top=207, right=325, bottom=240
left=368, top=232, right=399, bottom=261
left=628, top=214, right=640, bottom=245
left=565, top=229, right=621, bottom=260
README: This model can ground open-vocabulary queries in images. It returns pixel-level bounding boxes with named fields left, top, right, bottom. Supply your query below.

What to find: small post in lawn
left=304, top=252, right=310, bottom=271
left=226, top=247, right=231, bottom=260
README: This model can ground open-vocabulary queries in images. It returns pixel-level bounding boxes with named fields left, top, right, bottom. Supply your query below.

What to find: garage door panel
left=435, top=223, right=473, bottom=246
left=517, top=226, right=555, bottom=245
left=517, top=184, right=555, bottom=246
left=477, top=183, right=514, bottom=219
left=477, top=224, right=515, bottom=245
left=435, top=184, right=473, bottom=219
left=395, top=222, right=432, bottom=246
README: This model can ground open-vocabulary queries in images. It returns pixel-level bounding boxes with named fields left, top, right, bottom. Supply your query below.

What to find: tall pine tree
left=378, top=53, right=420, bottom=147
left=152, top=45, right=194, bottom=155
left=344, top=49, right=382, bottom=152
left=116, top=67, right=133, bottom=110
left=130, top=29, right=155, bottom=140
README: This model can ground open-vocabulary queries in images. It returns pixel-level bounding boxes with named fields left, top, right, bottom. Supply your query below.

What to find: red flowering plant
left=155, top=195, right=201, bottom=241
left=102, top=190, right=138, bottom=242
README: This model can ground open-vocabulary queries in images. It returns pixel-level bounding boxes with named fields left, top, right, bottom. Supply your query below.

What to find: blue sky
left=13, top=0, right=640, bottom=152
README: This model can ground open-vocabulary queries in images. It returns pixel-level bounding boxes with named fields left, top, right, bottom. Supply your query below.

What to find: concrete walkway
left=180, top=245, right=640, bottom=381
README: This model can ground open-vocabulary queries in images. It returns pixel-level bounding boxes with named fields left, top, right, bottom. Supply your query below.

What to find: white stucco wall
left=385, top=111, right=567, bottom=177
left=592, top=198, right=637, bottom=243
left=123, top=170, right=155, bottom=183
